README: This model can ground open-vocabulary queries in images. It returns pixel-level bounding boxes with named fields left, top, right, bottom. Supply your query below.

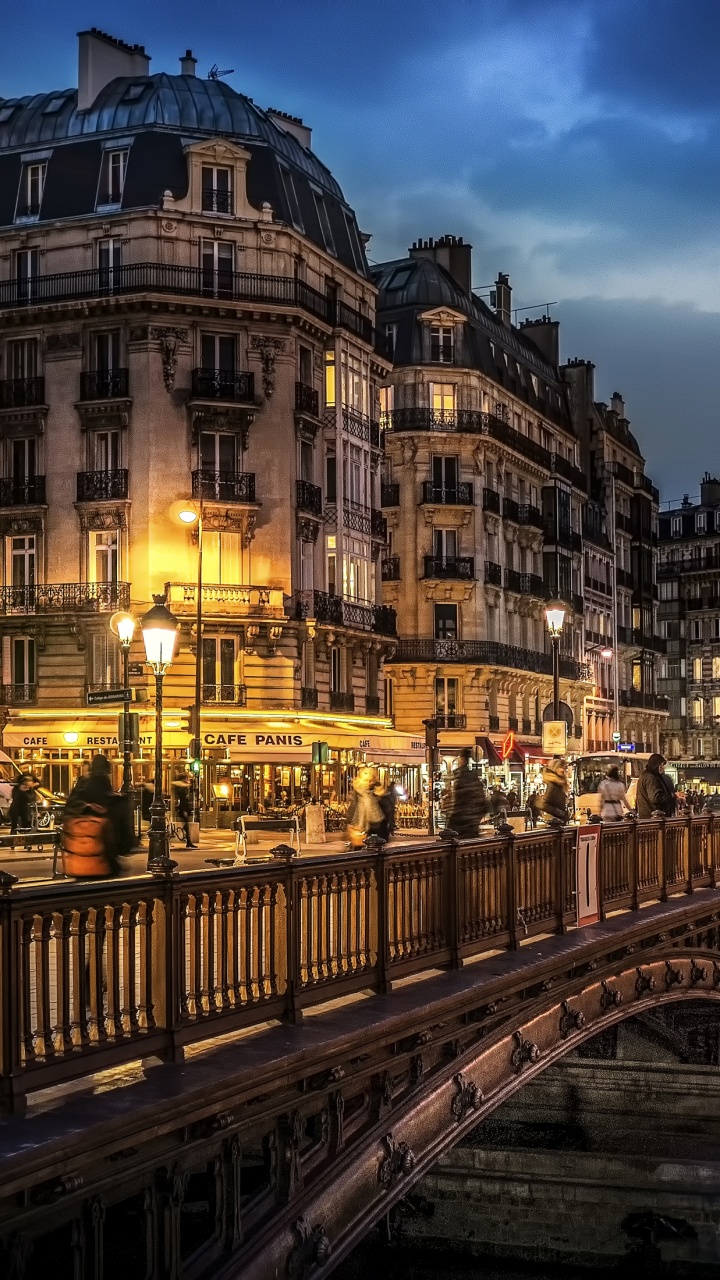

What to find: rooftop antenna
left=207, top=64, right=234, bottom=81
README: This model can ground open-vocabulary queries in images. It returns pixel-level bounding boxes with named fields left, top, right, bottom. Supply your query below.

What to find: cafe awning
left=475, top=736, right=503, bottom=767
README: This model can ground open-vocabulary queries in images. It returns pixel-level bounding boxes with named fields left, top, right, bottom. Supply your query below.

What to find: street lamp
left=110, top=610, right=136, bottom=800
left=176, top=499, right=203, bottom=823
left=544, top=600, right=566, bottom=722
left=141, top=594, right=179, bottom=871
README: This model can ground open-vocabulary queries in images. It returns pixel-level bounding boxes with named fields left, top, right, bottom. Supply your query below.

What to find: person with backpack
left=62, top=754, right=134, bottom=878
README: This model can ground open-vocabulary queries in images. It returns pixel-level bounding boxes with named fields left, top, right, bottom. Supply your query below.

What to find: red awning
left=504, top=746, right=528, bottom=765
left=516, top=744, right=549, bottom=761
left=475, top=736, right=503, bottom=767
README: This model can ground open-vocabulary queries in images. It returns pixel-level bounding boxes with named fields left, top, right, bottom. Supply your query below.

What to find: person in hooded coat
left=540, top=759, right=569, bottom=823
left=445, top=748, right=488, bottom=839
left=636, top=753, right=676, bottom=818
left=63, top=754, right=134, bottom=877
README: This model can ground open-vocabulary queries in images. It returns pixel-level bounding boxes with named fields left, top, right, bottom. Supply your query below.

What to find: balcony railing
left=0, top=263, right=378, bottom=347
left=365, top=694, right=381, bottom=715
left=201, top=188, right=233, bottom=214
left=518, top=504, right=543, bottom=529
left=371, top=509, right=387, bottom=540
left=296, top=479, right=322, bottom=517
left=201, top=684, right=247, bottom=705
left=485, top=561, right=502, bottom=586
left=386, top=639, right=588, bottom=681
left=79, top=369, right=129, bottom=401
left=616, top=567, right=634, bottom=589
left=76, top=469, right=128, bottom=502
left=424, top=556, right=475, bottom=580
left=294, top=590, right=396, bottom=636
left=421, top=481, right=474, bottom=505
left=330, top=690, right=355, bottom=713
left=619, top=690, right=669, bottom=711
left=295, top=381, right=319, bottom=417
left=502, top=497, right=520, bottom=522
left=0, top=376, right=45, bottom=409
left=190, top=369, right=255, bottom=402
left=482, top=487, right=500, bottom=513
left=0, top=683, right=37, bottom=705
left=381, top=556, right=400, bottom=581
left=191, top=471, right=256, bottom=503
left=381, top=483, right=400, bottom=507
left=301, top=686, right=319, bottom=710
left=165, top=583, right=285, bottom=617
left=0, top=476, right=46, bottom=506
left=0, top=582, right=130, bottom=615
left=341, top=409, right=382, bottom=449
left=657, top=556, right=720, bottom=578
left=504, top=569, right=548, bottom=597
left=434, top=712, right=467, bottom=730
left=544, top=524, right=582, bottom=552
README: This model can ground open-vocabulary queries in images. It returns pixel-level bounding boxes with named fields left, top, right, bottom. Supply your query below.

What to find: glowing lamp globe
left=544, top=600, right=566, bottom=638
left=110, top=610, right=136, bottom=647
left=141, top=595, right=179, bottom=673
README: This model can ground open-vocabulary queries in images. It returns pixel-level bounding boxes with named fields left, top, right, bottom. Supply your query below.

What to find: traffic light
left=189, top=757, right=202, bottom=776
left=189, top=737, right=202, bottom=775
left=422, top=718, right=438, bottom=750
left=311, top=741, right=329, bottom=764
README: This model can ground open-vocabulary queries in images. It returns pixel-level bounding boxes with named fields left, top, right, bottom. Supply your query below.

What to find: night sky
left=2, top=0, right=719, bottom=503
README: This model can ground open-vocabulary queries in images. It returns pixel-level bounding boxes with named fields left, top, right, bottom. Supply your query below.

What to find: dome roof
left=0, top=74, right=342, bottom=197
left=373, top=256, right=480, bottom=314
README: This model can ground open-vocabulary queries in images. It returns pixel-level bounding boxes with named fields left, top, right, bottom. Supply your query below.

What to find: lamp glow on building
left=175, top=498, right=203, bottom=822
left=141, top=594, right=179, bottom=871
left=544, top=599, right=567, bottom=723
left=111, top=610, right=137, bottom=799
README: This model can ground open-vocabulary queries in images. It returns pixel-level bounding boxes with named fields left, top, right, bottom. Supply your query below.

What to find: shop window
left=202, top=636, right=236, bottom=702
left=434, top=603, right=457, bottom=641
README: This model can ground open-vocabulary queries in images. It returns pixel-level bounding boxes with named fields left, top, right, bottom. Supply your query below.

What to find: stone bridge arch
left=236, top=940, right=720, bottom=1280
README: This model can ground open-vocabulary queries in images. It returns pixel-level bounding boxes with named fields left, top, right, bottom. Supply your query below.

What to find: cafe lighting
left=63, top=731, right=79, bottom=745
left=110, top=610, right=136, bottom=647
left=543, top=600, right=566, bottom=638
left=178, top=507, right=198, bottom=525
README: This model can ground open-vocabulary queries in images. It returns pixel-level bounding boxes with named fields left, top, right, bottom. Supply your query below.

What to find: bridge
left=2, top=815, right=720, bottom=1277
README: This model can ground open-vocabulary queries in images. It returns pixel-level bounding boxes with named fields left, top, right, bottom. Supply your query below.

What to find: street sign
left=87, top=687, right=132, bottom=706
left=542, top=720, right=568, bottom=756
left=612, top=731, right=622, bottom=744
left=617, top=741, right=636, bottom=752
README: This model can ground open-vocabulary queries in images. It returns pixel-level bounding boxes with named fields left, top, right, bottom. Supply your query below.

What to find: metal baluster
left=106, top=905, right=122, bottom=1038
left=86, top=907, right=107, bottom=1043
left=53, top=909, right=73, bottom=1056
left=218, top=888, right=230, bottom=1011
left=267, top=882, right=279, bottom=997
left=121, top=902, right=138, bottom=1034
left=237, top=887, right=248, bottom=1005
left=20, top=915, right=35, bottom=1063
left=202, top=891, right=215, bottom=1016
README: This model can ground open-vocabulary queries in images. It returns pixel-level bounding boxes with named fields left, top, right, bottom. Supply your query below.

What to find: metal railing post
left=686, top=812, right=694, bottom=895
left=659, top=818, right=668, bottom=902
left=373, top=839, right=390, bottom=994
left=449, top=837, right=460, bottom=968
left=506, top=832, right=518, bottom=950
left=283, top=856, right=301, bottom=1024
left=0, top=872, right=21, bottom=1113
left=630, top=817, right=639, bottom=912
left=556, top=826, right=566, bottom=934
left=148, top=867, right=181, bottom=1063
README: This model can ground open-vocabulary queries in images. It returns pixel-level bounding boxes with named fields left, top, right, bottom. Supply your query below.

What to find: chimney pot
left=180, top=49, right=197, bottom=75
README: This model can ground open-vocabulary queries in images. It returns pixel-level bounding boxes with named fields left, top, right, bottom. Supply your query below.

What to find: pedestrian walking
left=598, top=765, right=629, bottom=822
left=445, top=748, right=489, bottom=839
left=173, top=777, right=197, bottom=848
left=636, top=753, right=676, bottom=818
left=540, top=759, right=569, bottom=824
left=346, top=767, right=386, bottom=848
left=8, top=774, right=36, bottom=834
left=62, top=754, right=134, bottom=877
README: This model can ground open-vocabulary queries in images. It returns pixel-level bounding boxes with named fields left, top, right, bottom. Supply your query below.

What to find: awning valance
left=475, top=736, right=503, bottom=767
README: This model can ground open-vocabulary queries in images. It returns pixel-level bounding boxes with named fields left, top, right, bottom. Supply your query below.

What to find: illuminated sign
left=501, top=731, right=515, bottom=760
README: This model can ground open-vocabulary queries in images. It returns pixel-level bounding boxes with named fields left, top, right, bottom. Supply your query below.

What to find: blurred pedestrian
left=62, top=754, right=134, bottom=877
left=598, top=765, right=629, bottom=822
left=445, top=749, right=489, bottom=838
left=636, top=754, right=676, bottom=818
left=540, top=759, right=569, bottom=824
left=9, top=774, right=35, bottom=834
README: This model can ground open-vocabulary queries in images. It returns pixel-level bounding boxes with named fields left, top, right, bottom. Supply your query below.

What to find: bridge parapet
left=0, top=816, right=718, bottom=1115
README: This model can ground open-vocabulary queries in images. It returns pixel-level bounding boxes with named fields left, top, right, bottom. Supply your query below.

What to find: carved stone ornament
left=150, top=326, right=188, bottom=393
left=510, top=1031, right=540, bottom=1073
left=451, top=1071, right=483, bottom=1121
left=250, top=334, right=286, bottom=399
left=287, top=1217, right=331, bottom=1279
left=559, top=1000, right=586, bottom=1039
left=45, top=330, right=82, bottom=353
left=77, top=507, right=127, bottom=532
left=378, top=1132, right=416, bottom=1191
left=0, top=515, right=43, bottom=537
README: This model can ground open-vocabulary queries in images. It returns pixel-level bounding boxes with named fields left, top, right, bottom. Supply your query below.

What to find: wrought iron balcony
left=619, top=689, right=669, bottom=711
left=294, top=590, right=396, bottom=637
left=296, top=479, right=322, bottom=517
left=424, top=556, right=475, bottom=580
left=330, top=690, right=355, bottom=713
left=386, top=639, right=588, bottom=681
left=503, top=497, right=520, bottom=522
left=335, top=301, right=373, bottom=346
left=201, top=684, right=247, bottom=705
left=201, top=188, right=233, bottom=214
left=0, top=581, right=130, bottom=615
left=508, top=717, right=519, bottom=731
left=485, top=561, right=502, bottom=586
left=504, top=569, right=548, bottom=598
left=381, top=483, right=400, bottom=507
left=191, top=471, right=256, bottom=503
left=421, top=481, right=473, bottom=505
left=434, top=712, right=467, bottom=730
left=482, top=487, right=500, bottom=513
left=371, top=509, right=387, bottom=540
left=76, top=470, right=128, bottom=502
left=191, top=369, right=255, bottom=402
left=1, top=683, right=37, bottom=705
left=518, top=504, right=543, bottom=529
left=366, top=694, right=381, bottom=715
left=0, top=376, right=45, bottom=409
left=295, top=381, right=319, bottom=417
left=489, top=714, right=500, bottom=731
left=301, top=686, right=319, bottom=710
left=0, top=476, right=46, bottom=506
left=79, top=369, right=129, bottom=401
left=381, top=556, right=400, bottom=581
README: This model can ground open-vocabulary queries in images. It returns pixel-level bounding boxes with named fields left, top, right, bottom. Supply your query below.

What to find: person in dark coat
left=8, top=774, right=36, bottom=834
left=540, top=759, right=569, bottom=824
left=64, top=754, right=134, bottom=876
left=445, top=749, right=488, bottom=838
left=173, top=778, right=197, bottom=848
left=636, top=753, right=676, bottom=818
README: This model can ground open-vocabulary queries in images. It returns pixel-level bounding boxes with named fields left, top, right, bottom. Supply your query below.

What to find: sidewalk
left=0, top=824, right=432, bottom=882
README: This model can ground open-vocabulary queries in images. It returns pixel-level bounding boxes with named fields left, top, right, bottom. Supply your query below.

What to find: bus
left=573, top=751, right=651, bottom=817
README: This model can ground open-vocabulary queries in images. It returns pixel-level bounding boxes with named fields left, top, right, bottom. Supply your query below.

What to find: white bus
left=573, top=751, right=651, bottom=816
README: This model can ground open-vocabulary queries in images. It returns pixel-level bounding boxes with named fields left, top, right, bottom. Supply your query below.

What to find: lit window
left=713, top=696, right=720, bottom=718
left=430, top=383, right=456, bottom=420
left=693, top=657, right=703, bottom=681
left=713, top=656, right=720, bottom=679
left=697, top=737, right=705, bottom=757
left=324, top=350, right=335, bottom=409
left=692, top=698, right=703, bottom=724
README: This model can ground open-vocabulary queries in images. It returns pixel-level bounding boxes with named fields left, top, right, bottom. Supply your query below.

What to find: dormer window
left=16, top=162, right=46, bottom=220
left=279, top=165, right=304, bottom=231
left=430, top=326, right=454, bottom=363
left=97, top=148, right=128, bottom=207
left=671, top=515, right=682, bottom=537
left=344, top=212, right=365, bottom=274
left=312, top=189, right=336, bottom=254
left=696, top=511, right=707, bottom=534
left=202, top=166, right=233, bottom=215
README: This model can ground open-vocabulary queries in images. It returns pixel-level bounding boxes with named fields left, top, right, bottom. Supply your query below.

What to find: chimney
left=78, top=28, right=151, bottom=111
left=519, top=315, right=560, bottom=366
left=266, top=108, right=312, bottom=150
left=492, top=272, right=512, bottom=326
left=610, top=392, right=625, bottom=419
left=180, top=49, right=197, bottom=76
left=408, top=235, right=472, bottom=296
left=701, top=474, right=720, bottom=506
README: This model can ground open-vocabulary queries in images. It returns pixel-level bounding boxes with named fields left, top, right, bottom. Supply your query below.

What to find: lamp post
left=141, top=594, right=179, bottom=871
left=110, top=611, right=136, bottom=795
left=177, top=500, right=203, bottom=823
left=544, top=600, right=567, bottom=722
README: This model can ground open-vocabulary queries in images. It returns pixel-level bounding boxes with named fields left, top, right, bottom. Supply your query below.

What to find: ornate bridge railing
left=1, top=814, right=718, bottom=1113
